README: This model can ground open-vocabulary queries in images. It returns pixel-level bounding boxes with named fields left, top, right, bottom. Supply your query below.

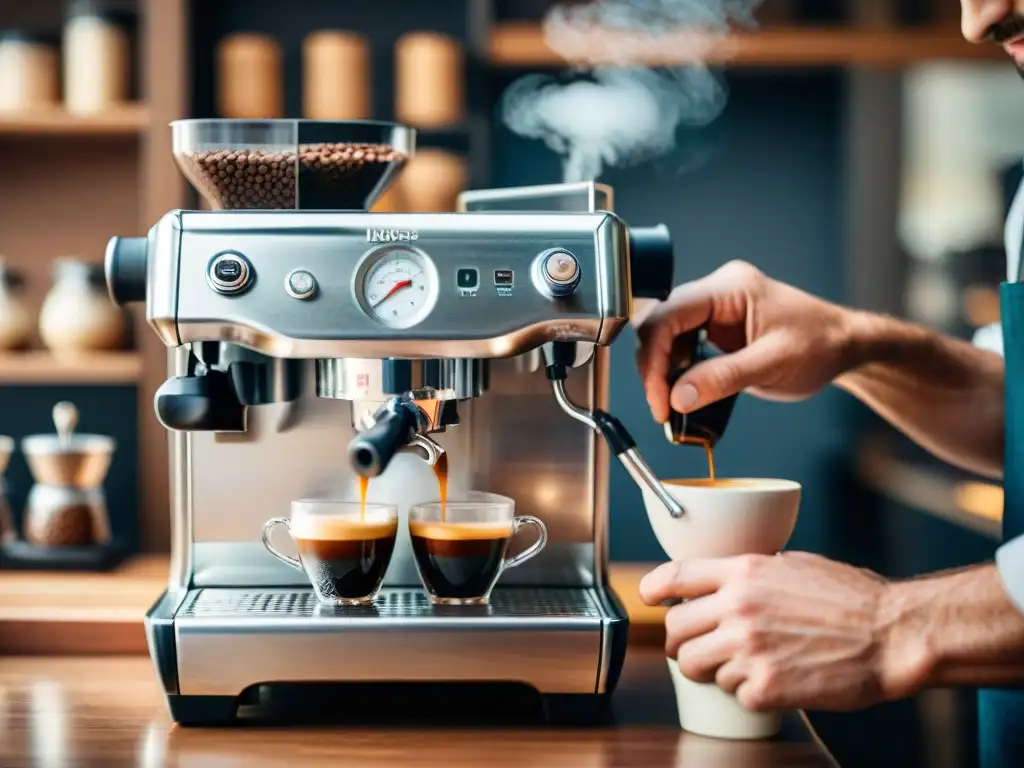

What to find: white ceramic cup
left=641, top=478, right=802, bottom=740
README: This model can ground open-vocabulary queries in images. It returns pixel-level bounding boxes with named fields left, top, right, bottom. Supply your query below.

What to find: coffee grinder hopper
left=171, top=119, right=416, bottom=211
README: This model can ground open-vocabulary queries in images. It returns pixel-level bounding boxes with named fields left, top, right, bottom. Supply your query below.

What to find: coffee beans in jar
left=178, top=143, right=408, bottom=210
left=25, top=503, right=96, bottom=547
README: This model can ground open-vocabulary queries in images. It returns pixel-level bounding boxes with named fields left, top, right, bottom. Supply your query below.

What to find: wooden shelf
left=0, top=554, right=165, bottom=654
left=0, top=104, right=149, bottom=136
left=0, top=557, right=667, bottom=654
left=0, top=352, right=143, bottom=385
left=489, top=23, right=1003, bottom=68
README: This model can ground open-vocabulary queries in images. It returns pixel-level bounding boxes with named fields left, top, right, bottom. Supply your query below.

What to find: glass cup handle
left=261, top=517, right=302, bottom=570
left=503, top=515, right=548, bottom=571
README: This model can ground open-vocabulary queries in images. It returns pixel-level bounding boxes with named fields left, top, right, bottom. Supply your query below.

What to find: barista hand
left=636, top=261, right=857, bottom=423
left=638, top=552, right=917, bottom=712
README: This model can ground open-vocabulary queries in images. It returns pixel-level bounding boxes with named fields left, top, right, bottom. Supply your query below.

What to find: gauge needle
left=371, top=279, right=412, bottom=307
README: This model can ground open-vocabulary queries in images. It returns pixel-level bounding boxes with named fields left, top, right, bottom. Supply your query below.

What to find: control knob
left=207, top=252, right=253, bottom=295
left=534, top=249, right=581, bottom=298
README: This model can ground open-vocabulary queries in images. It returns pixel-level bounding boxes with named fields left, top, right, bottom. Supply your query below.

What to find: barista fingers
left=633, top=4, right=1024, bottom=756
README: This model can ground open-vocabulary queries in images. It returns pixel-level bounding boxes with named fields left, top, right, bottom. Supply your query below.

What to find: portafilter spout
left=347, top=398, right=447, bottom=477
left=322, top=358, right=482, bottom=476
left=543, top=342, right=685, bottom=519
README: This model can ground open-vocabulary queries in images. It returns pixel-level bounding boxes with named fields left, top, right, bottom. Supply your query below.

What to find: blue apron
left=979, top=281, right=1024, bottom=767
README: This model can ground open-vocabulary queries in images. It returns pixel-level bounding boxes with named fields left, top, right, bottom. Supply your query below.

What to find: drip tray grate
left=179, top=588, right=603, bottom=620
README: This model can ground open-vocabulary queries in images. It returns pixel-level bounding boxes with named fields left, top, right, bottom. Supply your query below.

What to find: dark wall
left=492, top=69, right=852, bottom=561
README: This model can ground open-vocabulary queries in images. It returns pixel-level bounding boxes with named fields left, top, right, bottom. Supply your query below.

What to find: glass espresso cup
left=262, top=500, right=398, bottom=606
left=409, top=492, right=547, bottom=605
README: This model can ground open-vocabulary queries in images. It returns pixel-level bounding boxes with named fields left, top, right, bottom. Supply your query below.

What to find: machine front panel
left=171, top=211, right=628, bottom=358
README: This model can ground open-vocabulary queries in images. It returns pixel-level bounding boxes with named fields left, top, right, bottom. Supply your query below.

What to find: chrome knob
left=207, top=251, right=253, bottom=295
left=534, top=249, right=581, bottom=298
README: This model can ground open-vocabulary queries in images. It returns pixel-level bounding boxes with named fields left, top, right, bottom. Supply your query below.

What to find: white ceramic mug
left=641, top=478, right=801, bottom=740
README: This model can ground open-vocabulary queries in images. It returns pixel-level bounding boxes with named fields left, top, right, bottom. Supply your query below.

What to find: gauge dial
left=359, top=248, right=437, bottom=329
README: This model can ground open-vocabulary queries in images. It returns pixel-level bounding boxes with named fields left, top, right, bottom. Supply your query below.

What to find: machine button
left=534, top=249, right=581, bottom=298
left=456, top=268, right=478, bottom=290
left=285, top=269, right=317, bottom=300
left=207, top=252, right=252, bottom=295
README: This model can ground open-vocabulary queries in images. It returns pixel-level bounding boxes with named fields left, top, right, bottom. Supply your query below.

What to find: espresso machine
left=106, top=119, right=701, bottom=726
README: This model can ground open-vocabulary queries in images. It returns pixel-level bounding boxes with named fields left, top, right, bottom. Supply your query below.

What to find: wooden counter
left=0, top=558, right=670, bottom=654
left=0, top=649, right=836, bottom=767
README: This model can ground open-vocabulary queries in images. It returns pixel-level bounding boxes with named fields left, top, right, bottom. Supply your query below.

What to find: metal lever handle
left=551, top=380, right=685, bottom=519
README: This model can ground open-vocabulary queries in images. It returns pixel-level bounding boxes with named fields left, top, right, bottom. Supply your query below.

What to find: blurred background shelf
left=0, top=104, right=149, bottom=137
left=856, top=432, right=1002, bottom=540
left=0, top=351, right=142, bottom=385
left=488, top=24, right=1002, bottom=67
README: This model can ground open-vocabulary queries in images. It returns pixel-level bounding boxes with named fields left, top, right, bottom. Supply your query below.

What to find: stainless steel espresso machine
left=106, top=119, right=694, bottom=726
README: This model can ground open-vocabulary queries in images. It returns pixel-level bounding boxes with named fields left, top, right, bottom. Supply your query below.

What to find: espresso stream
left=703, top=441, right=715, bottom=481
left=359, top=475, right=369, bottom=521
left=357, top=453, right=449, bottom=521
left=434, top=453, right=449, bottom=521
left=679, top=437, right=716, bottom=482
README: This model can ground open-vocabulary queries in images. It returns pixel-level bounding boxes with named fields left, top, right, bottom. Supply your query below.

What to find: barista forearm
left=878, top=564, right=1024, bottom=694
left=834, top=310, right=1005, bottom=479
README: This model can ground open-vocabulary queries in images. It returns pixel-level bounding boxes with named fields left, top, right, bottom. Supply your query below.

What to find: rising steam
left=500, top=0, right=764, bottom=182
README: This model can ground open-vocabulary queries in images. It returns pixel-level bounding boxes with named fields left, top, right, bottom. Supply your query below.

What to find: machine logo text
left=367, top=229, right=419, bottom=243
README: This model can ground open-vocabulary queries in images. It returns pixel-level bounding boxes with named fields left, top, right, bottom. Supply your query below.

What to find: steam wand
left=543, top=344, right=685, bottom=519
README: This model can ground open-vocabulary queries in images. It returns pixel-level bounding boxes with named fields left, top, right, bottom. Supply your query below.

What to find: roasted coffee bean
left=177, top=143, right=406, bottom=210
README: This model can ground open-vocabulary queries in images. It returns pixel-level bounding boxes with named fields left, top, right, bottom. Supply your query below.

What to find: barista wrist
left=840, top=309, right=923, bottom=374
left=873, top=565, right=1024, bottom=692
left=871, top=579, right=938, bottom=702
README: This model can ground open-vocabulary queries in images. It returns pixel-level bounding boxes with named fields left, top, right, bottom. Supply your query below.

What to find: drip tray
left=179, top=587, right=603, bottom=620
left=170, top=587, right=615, bottom=696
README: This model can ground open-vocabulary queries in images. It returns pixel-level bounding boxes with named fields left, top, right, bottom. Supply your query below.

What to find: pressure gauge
left=356, top=246, right=439, bottom=329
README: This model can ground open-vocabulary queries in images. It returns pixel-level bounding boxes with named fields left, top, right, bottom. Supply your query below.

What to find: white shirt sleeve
left=996, top=537, right=1024, bottom=615
left=973, top=322, right=1004, bottom=357
left=991, top=169, right=1024, bottom=611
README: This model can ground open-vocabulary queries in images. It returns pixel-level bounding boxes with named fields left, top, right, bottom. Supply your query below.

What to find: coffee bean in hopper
left=179, top=143, right=406, bottom=210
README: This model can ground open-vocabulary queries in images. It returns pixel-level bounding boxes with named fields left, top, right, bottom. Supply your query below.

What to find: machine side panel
left=148, top=211, right=184, bottom=346
left=143, top=588, right=190, bottom=696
